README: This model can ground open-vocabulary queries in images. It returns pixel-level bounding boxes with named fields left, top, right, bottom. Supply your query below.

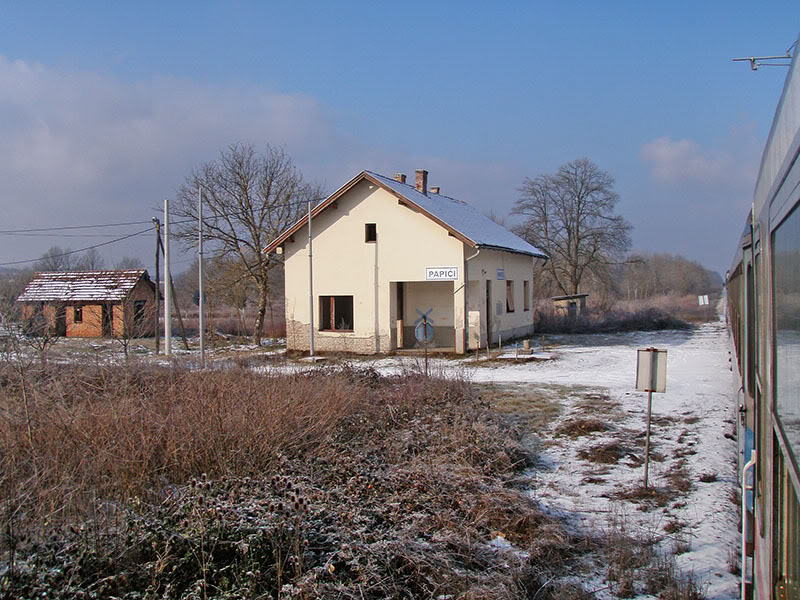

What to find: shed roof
left=265, top=170, right=548, bottom=258
left=17, top=270, right=154, bottom=303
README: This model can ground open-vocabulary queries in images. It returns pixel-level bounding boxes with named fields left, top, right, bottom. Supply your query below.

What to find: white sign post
left=636, top=347, right=667, bottom=488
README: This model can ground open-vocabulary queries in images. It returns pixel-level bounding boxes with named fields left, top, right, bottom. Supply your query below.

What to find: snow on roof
left=365, top=171, right=547, bottom=258
left=17, top=270, right=152, bottom=303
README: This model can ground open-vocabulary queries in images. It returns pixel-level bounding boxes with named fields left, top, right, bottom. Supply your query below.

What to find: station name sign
left=426, top=266, right=459, bottom=281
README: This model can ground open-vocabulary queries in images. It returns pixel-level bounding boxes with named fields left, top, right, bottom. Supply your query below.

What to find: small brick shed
left=17, top=270, right=157, bottom=338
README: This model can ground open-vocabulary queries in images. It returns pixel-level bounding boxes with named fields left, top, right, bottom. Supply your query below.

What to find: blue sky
left=1, top=2, right=798, bottom=274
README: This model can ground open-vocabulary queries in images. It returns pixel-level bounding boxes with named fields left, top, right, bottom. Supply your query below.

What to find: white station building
left=266, top=169, right=548, bottom=354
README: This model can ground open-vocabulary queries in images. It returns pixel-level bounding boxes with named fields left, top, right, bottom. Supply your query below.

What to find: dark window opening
left=320, top=296, right=353, bottom=331
left=523, top=280, right=530, bottom=311
left=506, top=280, right=515, bottom=313
left=133, top=300, right=147, bottom=329
left=74, top=306, right=83, bottom=323
left=365, top=223, right=377, bottom=242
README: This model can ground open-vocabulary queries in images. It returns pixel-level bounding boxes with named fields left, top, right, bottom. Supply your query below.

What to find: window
left=365, top=223, right=377, bottom=242
left=523, top=281, right=530, bottom=311
left=773, top=205, right=800, bottom=460
left=506, top=280, right=515, bottom=313
left=74, top=306, right=83, bottom=323
left=320, top=296, right=353, bottom=331
left=133, top=300, right=147, bottom=329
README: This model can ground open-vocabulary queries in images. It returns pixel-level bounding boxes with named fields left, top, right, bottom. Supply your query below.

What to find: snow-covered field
left=361, top=320, right=740, bottom=599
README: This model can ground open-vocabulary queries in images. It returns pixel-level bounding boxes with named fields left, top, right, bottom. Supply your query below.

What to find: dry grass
left=482, top=383, right=565, bottom=430
left=577, top=441, right=634, bottom=464
left=556, top=417, right=610, bottom=438
left=0, top=361, right=589, bottom=599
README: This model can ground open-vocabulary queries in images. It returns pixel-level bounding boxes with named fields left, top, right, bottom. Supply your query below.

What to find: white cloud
left=0, top=56, right=358, bottom=266
left=639, top=134, right=760, bottom=187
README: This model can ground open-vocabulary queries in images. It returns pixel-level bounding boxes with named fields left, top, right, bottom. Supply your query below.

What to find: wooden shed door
left=55, top=305, right=67, bottom=336
left=102, top=304, right=113, bottom=336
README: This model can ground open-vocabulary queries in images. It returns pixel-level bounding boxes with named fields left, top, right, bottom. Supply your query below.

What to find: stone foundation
left=287, top=320, right=391, bottom=355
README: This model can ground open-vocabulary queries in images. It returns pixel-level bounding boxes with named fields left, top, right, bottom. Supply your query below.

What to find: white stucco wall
left=283, top=180, right=463, bottom=353
left=465, top=248, right=536, bottom=347
left=281, top=179, right=538, bottom=354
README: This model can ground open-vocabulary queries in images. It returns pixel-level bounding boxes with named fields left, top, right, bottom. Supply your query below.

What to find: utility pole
left=152, top=218, right=160, bottom=354
left=157, top=234, right=190, bottom=351
left=308, top=199, right=314, bottom=357
left=164, top=199, right=172, bottom=356
left=198, top=185, right=205, bottom=368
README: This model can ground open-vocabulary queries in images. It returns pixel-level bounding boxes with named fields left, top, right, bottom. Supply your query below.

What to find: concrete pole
left=308, top=199, right=314, bottom=357
left=153, top=218, right=160, bottom=354
left=198, top=186, right=205, bottom=368
left=164, top=198, right=172, bottom=356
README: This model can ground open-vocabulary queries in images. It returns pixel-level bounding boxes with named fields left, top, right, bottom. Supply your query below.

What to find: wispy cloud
left=639, top=133, right=760, bottom=187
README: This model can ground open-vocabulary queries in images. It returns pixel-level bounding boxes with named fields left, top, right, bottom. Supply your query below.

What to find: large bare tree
left=513, top=158, right=632, bottom=296
left=173, top=143, right=320, bottom=345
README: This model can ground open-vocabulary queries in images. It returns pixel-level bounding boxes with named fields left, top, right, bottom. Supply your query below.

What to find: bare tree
left=76, top=247, right=106, bottom=270
left=173, top=143, right=321, bottom=345
left=33, top=246, right=78, bottom=272
left=115, top=256, right=145, bottom=270
left=513, top=158, right=632, bottom=296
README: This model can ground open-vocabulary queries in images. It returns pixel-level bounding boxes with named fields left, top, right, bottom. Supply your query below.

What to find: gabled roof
left=265, top=170, right=548, bottom=258
left=17, top=270, right=154, bottom=303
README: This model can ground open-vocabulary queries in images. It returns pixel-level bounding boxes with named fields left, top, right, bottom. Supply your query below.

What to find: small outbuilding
left=552, top=293, right=588, bottom=320
left=16, top=270, right=157, bottom=338
left=266, top=169, right=548, bottom=354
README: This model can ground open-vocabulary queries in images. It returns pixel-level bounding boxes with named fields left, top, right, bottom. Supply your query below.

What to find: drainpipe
left=464, top=247, right=481, bottom=353
left=741, top=450, right=757, bottom=600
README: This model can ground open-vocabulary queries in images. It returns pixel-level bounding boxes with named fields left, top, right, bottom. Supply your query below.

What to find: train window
left=773, top=204, right=800, bottom=461
left=773, top=445, right=800, bottom=594
left=746, top=263, right=756, bottom=398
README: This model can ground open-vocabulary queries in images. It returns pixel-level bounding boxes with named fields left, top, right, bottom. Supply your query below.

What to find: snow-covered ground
left=361, top=320, right=739, bottom=599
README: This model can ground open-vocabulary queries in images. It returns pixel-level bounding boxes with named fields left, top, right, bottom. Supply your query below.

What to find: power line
left=0, top=226, right=154, bottom=267
left=0, top=232, right=136, bottom=238
left=0, top=219, right=153, bottom=234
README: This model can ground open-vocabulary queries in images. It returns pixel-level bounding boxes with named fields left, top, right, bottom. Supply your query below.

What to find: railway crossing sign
left=414, top=308, right=434, bottom=343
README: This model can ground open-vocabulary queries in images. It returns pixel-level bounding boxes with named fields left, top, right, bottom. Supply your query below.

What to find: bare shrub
left=0, top=364, right=587, bottom=599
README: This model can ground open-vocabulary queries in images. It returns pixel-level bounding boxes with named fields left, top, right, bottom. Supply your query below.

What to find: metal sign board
left=426, top=267, right=458, bottom=281
left=636, top=348, right=667, bottom=393
left=496, top=268, right=505, bottom=280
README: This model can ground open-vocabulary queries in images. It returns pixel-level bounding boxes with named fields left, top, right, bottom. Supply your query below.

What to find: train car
left=728, top=33, right=800, bottom=600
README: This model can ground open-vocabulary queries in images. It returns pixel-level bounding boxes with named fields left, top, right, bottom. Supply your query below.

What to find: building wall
left=466, top=248, right=536, bottom=347
left=67, top=303, right=105, bottom=337
left=284, top=180, right=464, bottom=353
left=282, top=180, right=537, bottom=354
left=20, top=280, right=156, bottom=338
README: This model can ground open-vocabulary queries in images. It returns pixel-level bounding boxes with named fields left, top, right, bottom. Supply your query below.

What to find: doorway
left=102, top=304, right=113, bottom=337
left=485, top=280, right=491, bottom=346
left=55, top=305, right=67, bottom=336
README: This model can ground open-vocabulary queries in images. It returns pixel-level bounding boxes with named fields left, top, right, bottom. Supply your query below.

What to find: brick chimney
left=430, top=186, right=440, bottom=194
left=393, top=173, right=406, bottom=184
left=415, top=169, right=428, bottom=195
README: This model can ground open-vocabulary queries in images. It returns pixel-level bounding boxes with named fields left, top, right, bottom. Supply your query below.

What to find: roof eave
left=263, top=171, right=479, bottom=252
left=475, top=243, right=548, bottom=259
